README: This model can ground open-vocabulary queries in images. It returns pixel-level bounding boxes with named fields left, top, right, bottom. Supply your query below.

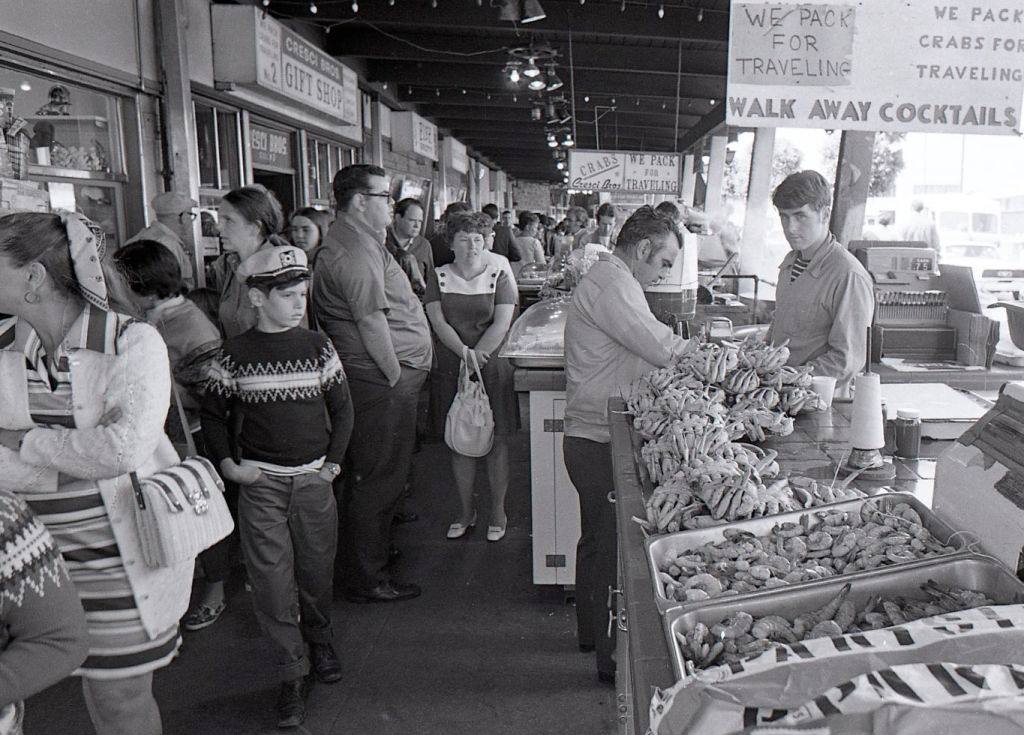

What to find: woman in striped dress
left=0, top=212, right=193, bottom=735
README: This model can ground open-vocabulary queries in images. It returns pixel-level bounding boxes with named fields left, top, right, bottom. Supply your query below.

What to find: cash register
left=852, top=244, right=956, bottom=361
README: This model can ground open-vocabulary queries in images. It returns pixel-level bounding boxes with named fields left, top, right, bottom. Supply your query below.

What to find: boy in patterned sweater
left=201, top=245, right=353, bottom=729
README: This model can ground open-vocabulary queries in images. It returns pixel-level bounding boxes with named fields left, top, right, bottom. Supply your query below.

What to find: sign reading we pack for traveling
left=568, top=150, right=681, bottom=193
left=726, top=0, right=1024, bottom=134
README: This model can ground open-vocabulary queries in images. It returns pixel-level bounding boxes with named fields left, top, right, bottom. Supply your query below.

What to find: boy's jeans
left=238, top=472, right=337, bottom=682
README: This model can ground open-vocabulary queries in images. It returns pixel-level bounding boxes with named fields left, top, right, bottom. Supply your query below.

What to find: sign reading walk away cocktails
left=727, top=0, right=1024, bottom=134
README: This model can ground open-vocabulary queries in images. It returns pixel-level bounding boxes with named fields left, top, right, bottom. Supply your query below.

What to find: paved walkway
left=25, top=436, right=616, bottom=734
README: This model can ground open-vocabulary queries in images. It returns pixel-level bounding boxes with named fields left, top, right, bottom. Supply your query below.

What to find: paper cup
left=811, top=375, right=837, bottom=409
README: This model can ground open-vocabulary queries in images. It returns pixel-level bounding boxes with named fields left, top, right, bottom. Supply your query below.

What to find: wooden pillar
left=704, top=134, right=728, bottom=218
left=368, top=98, right=384, bottom=167
left=737, top=127, right=777, bottom=297
left=154, top=0, right=200, bottom=285
left=830, top=130, right=876, bottom=246
left=681, top=153, right=696, bottom=205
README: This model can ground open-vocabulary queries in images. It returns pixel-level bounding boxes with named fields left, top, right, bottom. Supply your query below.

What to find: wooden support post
left=368, top=98, right=384, bottom=167
left=704, top=134, right=728, bottom=218
left=681, top=153, right=696, bottom=205
left=154, top=0, right=201, bottom=285
left=830, top=130, right=876, bottom=246
left=738, top=127, right=777, bottom=298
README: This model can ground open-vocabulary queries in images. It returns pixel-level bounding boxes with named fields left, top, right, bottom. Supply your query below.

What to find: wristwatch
left=322, top=462, right=342, bottom=477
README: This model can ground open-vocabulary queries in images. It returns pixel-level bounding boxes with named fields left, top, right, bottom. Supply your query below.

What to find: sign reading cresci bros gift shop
left=726, top=0, right=1024, bottom=134
left=212, top=6, right=361, bottom=128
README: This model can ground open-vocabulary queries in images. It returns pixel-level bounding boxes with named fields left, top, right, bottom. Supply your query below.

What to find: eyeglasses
left=179, top=211, right=198, bottom=221
left=362, top=191, right=391, bottom=200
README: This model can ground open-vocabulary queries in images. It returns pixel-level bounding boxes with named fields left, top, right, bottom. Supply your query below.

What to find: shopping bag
left=445, top=347, right=494, bottom=457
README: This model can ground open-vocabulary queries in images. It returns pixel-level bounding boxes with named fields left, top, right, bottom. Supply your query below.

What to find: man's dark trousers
left=341, top=365, right=428, bottom=590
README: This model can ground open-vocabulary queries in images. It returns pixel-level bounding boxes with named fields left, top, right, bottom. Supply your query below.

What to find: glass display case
left=517, top=261, right=548, bottom=286
left=500, top=296, right=570, bottom=368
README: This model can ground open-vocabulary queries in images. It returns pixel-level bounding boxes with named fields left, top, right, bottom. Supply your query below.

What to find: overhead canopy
left=303, top=0, right=730, bottom=181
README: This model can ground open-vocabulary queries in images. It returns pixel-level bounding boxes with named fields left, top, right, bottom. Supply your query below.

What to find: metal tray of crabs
left=665, top=555, right=1024, bottom=680
left=647, top=493, right=966, bottom=612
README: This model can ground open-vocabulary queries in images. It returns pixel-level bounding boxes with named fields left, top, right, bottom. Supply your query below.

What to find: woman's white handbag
left=445, top=347, right=494, bottom=457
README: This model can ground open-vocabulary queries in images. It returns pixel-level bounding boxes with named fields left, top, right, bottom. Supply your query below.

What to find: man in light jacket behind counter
left=767, top=171, right=874, bottom=397
left=563, top=205, right=689, bottom=684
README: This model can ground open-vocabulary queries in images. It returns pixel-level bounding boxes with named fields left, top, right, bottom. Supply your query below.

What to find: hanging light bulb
left=436, top=88, right=441, bottom=96
left=389, top=0, right=395, bottom=5
left=461, top=88, right=467, bottom=95
left=584, top=95, right=590, bottom=103
left=431, top=0, right=437, bottom=7
left=352, top=0, right=358, bottom=11
left=708, top=99, right=716, bottom=105
left=382, top=81, right=388, bottom=90
left=522, top=58, right=541, bottom=78
left=528, top=77, right=547, bottom=91
left=611, top=98, right=616, bottom=105
left=408, top=86, right=413, bottom=94
left=512, top=94, right=518, bottom=102
left=562, top=132, right=574, bottom=147
left=556, top=161, right=565, bottom=170
left=620, top=0, right=626, bottom=10
left=548, top=137, right=559, bottom=148
left=657, top=4, right=664, bottom=18
left=508, top=63, right=521, bottom=84
left=697, top=6, right=704, bottom=21
left=262, top=0, right=270, bottom=6
left=546, top=66, right=563, bottom=92
left=309, top=2, right=318, bottom=14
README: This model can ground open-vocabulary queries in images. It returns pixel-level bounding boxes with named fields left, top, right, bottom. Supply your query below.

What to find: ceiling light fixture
left=562, top=131, right=574, bottom=147
left=657, top=3, right=664, bottom=18
left=546, top=66, right=563, bottom=91
left=522, top=58, right=541, bottom=78
left=697, top=7, right=704, bottom=21
left=521, top=0, right=546, bottom=23
left=309, top=2, right=318, bottom=13
left=351, top=0, right=358, bottom=11
left=528, top=77, right=547, bottom=91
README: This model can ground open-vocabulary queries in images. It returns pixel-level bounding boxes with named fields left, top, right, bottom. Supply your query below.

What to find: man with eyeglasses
left=123, top=191, right=198, bottom=286
left=313, top=164, right=432, bottom=604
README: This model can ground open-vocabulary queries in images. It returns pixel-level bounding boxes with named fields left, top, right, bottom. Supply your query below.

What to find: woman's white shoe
left=486, top=521, right=507, bottom=542
left=446, top=511, right=477, bottom=539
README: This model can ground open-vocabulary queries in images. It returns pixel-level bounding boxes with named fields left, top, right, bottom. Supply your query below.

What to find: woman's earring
left=23, top=291, right=39, bottom=304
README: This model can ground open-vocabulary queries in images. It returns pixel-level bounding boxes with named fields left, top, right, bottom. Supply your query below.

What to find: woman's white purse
left=444, top=347, right=494, bottom=458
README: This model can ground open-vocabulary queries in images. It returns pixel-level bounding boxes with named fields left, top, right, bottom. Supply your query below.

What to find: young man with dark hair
left=203, top=245, right=353, bottom=728
left=563, top=205, right=690, bottom=685
left=574, top=202, right=618, bottom=250
left=313, top=165, right=432, bottom=604
left=766, top=170, right=874, bottom=396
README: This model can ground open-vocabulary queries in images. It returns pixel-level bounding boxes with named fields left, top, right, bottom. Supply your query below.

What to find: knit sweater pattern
left=0, top=492, right=66, bottom=610
left=203, top=327, right=350, bottom=467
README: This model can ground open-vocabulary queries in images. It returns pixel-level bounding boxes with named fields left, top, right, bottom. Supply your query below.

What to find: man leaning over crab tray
left=766, top=171, right=874, bottom=398
left=563, top=205, right=690, bottom=685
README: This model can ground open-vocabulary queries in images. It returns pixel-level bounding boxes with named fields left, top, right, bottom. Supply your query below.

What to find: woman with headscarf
left=0, top=212, right=193, bottom=734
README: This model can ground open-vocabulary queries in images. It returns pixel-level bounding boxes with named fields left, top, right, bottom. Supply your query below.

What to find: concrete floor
left=24, top=436, right=617, bottom=734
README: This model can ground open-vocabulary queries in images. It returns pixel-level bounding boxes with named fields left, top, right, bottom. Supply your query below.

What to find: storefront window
left=194, top=100, right=241, bottom=193
left=0, top=67, right=127, bottom=244
left=307, top=136, right=354, bottom=205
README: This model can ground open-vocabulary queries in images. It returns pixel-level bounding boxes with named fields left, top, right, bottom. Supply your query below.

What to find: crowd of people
left=0, top=165, right=876, bottom=733
left=0, top=162, right=647, bottom=733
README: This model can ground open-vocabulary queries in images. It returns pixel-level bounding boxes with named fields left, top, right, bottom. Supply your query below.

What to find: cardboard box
left=948, top=307, right=999, bottom=367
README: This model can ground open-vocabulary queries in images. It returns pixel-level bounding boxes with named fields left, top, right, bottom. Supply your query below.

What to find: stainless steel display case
left=664, top=555, right=1024, bottom=680
left=646, top=493, right=968, bottom=613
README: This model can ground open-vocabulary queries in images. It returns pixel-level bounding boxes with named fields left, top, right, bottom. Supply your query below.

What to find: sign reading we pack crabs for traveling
left=726, top=0, right=1024, bottom=134
left=568, top=150, right=681, bottom=193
